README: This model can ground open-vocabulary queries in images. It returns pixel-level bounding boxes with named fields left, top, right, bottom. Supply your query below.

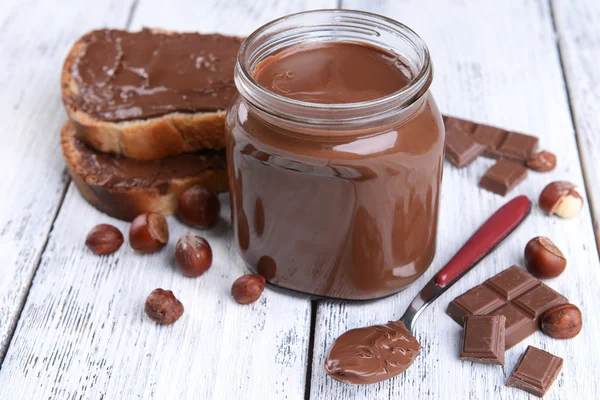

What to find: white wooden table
left=0, top=0, right=599, bottom=398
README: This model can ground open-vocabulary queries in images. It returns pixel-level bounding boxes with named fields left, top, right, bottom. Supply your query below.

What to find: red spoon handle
left=435, top=196, right=531, bottom=287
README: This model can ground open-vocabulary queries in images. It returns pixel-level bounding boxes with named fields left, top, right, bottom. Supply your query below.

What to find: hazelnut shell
left=129, top=213, right=169, bottom=253
left=177, top=185, right=221, bottom=229
left=541, top=304, right=582, bottom=339
left=85, top=224, right=124, bottom=255
left=175, top=233, right=213, bottom=277
left=524, top=236, right=566, bottom=279
left=539, top=181, right=584, bottom=218
left=231, top=274, right=266, bottom=304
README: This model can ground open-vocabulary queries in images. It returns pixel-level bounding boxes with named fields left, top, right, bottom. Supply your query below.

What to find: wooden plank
left=0, top=0, right=335, bottom=398
left=310, top=1, right=600, bottom=399
left=0, top=0, right=135, bottom=363
left=551, top=0, right=600, bottom=249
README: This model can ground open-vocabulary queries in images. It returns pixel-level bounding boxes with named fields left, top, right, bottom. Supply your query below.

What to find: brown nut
left=129, top=212, right=169, bottom=253
left=145, top=288, right=184, bottom=325
left=85, top=224, right=124, bottom=255
left=524, top=236, right=566, bottom=279
left=177, top=185, right=221, bottom=229
left=541, top=304, right=582, bottom=339
left=231, top=274, right=266, bottom=304
left=539, top=181, right=584, bottom=218
left=175, top=233, right=212, bottom=277
left=526, top=151, right=557, bottom=172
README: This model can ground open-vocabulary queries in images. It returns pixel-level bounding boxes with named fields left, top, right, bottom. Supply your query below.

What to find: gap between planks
left=0, top=0, right=141, bottom=369
left=548, top=0, right=600, bottom=255
left=0, top=182, right=70, bottom=367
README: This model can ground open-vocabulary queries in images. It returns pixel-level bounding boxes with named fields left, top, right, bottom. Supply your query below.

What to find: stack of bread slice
left=60, top=28, right=242, bottom=220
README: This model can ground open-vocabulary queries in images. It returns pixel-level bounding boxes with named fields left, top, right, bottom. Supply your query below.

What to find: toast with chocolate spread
left=61, top=28, right=243, bottom=160
left=61, top=121, right=228, bottom=221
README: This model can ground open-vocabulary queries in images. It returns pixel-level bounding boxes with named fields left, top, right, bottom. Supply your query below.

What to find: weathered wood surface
left=310, top=0, right=600, bottom=399
left=0, top=0, right=333, bottom=399
left=552, top=0, right=600, bottom=248
left=0, top=0, right=135, bottom=363
left=0, top=0, right=599, bottom=399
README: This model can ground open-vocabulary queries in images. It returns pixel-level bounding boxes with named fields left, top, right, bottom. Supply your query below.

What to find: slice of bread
left=61, top=29, right=242, bottom=160
left=61, top=121, right=228, bottom=221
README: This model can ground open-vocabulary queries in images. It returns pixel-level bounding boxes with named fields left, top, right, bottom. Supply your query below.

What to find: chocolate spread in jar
left=324, top=321, right=421, bottom=384
left=227, top=41, right=444, bottom=300
left=66, top=29, right=242, bottom=121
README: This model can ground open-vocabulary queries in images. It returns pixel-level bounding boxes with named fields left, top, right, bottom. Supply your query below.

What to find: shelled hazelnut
left=145, top=288, right=184, bottom=325
left=526, top=151, right=557, bottom=172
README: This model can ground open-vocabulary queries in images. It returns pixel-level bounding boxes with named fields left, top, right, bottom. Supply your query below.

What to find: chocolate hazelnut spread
left=227, top=12, right=444, bottom=300
left=324, top=321, right=421, bottom=384
left=73, top=132, right=226, bottom=188
left=252, top=42, right=412, bottom=103
left=67, top=29, right=242, bottom=121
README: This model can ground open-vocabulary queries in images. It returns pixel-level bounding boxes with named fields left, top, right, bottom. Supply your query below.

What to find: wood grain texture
left=311, top=1, right=600, bottom=399
left=552, top=0, right=600, bottom=249
left=0, top=0, right=135, bottom=363
left=0, top=0, right=335, bottom=399
left=0, top=191, right=311, bottom=399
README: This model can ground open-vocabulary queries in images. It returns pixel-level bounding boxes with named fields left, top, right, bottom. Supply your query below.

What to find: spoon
left=325, top=195, right=532, bottom=384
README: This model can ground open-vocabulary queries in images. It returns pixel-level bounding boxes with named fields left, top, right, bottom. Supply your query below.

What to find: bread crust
left=61, top=29, right=229, bottom=161
left=61, top=122, right=228, bottom=221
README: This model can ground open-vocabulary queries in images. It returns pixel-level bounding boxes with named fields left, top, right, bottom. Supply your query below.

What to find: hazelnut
left=541, top=304, right=582, bottom=339
left=129, top=212, right=169, bottom=253
left=145, top=288, right=184, bottom=325
left=175, top=233, right=212, bottom=277
left=539, top=181, right=584, bottom=218
left=526, top=151, right=557, bottom=172
left=524, top=236, right=566, bottom=279
left=231, top=274, right=266, bottom=304
left=85, top=224, right=124, bottom=255
left=177, top=185, right=220, bottom=229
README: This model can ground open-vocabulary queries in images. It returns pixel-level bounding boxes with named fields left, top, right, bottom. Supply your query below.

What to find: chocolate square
left=447, top=285, right=504, bottom=325
left=444, top=116, right=477, bottom=134
left=460, top=315, right=505, bottom=365
left=472, top=124, right=507, bottom=154
left=445, top=128, right=486, bottom=168
left=496, top=132, right=539, bottom=163
left=489, top=303, right=536, bottom=349
left=507, top=346, right=563, bottom=397
left=514, top=284, right=568, bottom=319
left=479, top=159, right=527, bottom=196
left=486, top=265, right=540, bottom=300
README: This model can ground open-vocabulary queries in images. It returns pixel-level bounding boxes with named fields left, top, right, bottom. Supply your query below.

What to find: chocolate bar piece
left=460, top=315, right=505, bottom=365
left=447, top=266, right=568, bottom=349
left=507, top=346, right=563, bottom=397
left=479, top=159, right=527, bottom=196
left=445, top=127, right=486, bottom=168
left=443, top=115, right=539, bottom=163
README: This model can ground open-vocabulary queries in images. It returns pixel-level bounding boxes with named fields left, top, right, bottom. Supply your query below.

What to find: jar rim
left=235, top=9, right=433, bottom=125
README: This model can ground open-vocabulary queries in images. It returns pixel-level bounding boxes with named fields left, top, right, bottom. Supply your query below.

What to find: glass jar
left=226, top=10, right=444, bottom=300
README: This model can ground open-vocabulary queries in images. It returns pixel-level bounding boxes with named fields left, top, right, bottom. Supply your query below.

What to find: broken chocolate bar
left=447, top=266, right=568, bottom=349
left=506, top=345, right=563, bottom=398
left=479, top=159, right=527, bottom=196
left=460, top=315, right=505, bottom=365
left=443, top=115, right=539, bottom=163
